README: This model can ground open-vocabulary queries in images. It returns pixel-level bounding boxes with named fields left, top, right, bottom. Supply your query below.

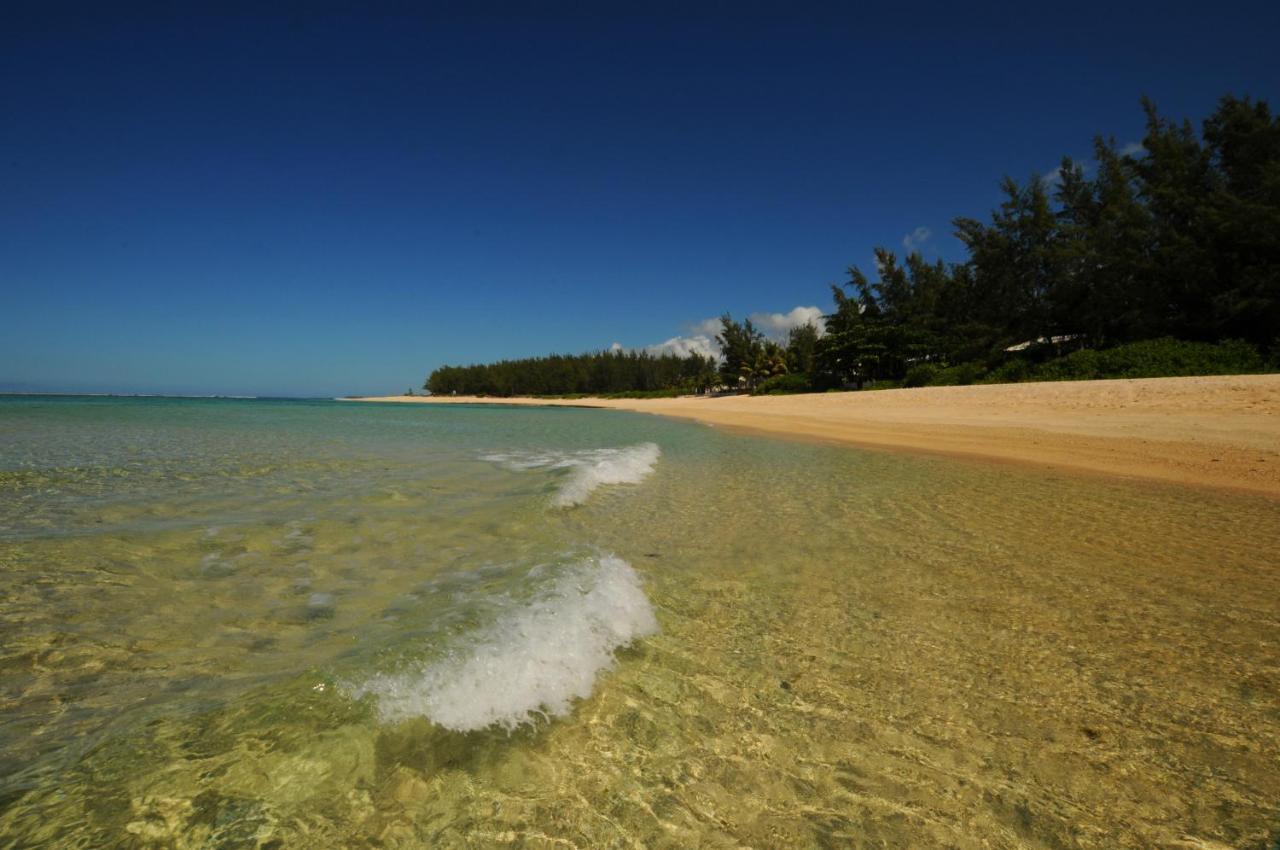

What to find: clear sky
left=4, top=2, right=1278, bottom=397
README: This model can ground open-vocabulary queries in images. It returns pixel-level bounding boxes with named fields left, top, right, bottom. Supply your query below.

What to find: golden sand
left=349, top=374, right=1280, bottom=497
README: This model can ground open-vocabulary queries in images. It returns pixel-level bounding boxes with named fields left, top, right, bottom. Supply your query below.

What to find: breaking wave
left=482, top=442, right=661, bottom=507
left=349, top=553, right=658, bottom=732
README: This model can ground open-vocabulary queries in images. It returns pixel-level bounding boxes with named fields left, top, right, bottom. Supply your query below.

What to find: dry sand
left=348, top=375, right=1280, bottom=497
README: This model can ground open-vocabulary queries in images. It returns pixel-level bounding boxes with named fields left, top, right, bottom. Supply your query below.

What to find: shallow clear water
left=1, top=395, right=1277, bottom=849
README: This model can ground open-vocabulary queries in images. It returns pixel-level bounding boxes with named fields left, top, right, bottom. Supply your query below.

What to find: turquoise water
left=1, top=395, right=1278, bottom=849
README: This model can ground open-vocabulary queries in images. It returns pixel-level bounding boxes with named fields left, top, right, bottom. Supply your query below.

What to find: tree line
left=425, top=350, right=718, bottom=397
left=427, top=94, right=1279, bottom=397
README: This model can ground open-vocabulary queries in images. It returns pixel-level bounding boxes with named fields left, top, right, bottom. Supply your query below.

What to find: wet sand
left=347, top=374, right=1280, bottom=497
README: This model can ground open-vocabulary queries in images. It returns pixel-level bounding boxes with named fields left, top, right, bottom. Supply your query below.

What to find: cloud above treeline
left=639, top=305, right=826, bottom=359
left=902, top=226, right=932, bottom=252
left=644, top=333, right=720, bottom=359
left=1041, top=142, right=1143, bottom=188
left=748, top=305, right=826, bottom=336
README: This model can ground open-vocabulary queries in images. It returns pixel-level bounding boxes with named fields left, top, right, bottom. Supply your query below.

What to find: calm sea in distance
left=1, top=395, right=1277, bottom=848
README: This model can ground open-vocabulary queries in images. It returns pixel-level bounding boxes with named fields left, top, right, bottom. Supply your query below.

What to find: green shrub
left=903, top=363, right=940, bottom=388
left=927, top=362, right=987, bottom=386
left=981, top=358, right=1032, bottom=384
left=535, top=387, right=687, bottom=399
left=1105, top=338, right=1262, bottom=377
left=754, top=373, right=813, bottom=395
left=601, top=388, right=687, bottom=399
left=1034, top=348, right=1103, bottom=380
left=1035, top=338, right=1263, bottom=381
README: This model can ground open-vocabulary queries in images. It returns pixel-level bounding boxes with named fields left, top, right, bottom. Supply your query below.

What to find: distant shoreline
left=0, top=393, right=334, bottom=401
left=344, top=375, right=1280, bottom=498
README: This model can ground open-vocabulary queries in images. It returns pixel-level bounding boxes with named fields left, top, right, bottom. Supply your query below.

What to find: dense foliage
left=903, top=338, right=1267, bottom=387
left=425, top=350, right=718, bottom=397
left=810, top=95, right=1279, bottom=389
left=426, top=95, right=1278, bottom=396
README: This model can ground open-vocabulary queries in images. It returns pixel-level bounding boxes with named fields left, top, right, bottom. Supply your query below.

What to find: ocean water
left=1, top=396, right=1278, bottom=849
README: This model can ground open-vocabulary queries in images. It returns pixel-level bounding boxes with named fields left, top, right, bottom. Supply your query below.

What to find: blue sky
left=3, top=2, right=1278, bottom=396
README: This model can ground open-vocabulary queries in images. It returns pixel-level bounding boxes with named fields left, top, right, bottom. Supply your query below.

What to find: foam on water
left=481, top=442, right=661, bottom=507
left=349, top=553, right=658, bottom=731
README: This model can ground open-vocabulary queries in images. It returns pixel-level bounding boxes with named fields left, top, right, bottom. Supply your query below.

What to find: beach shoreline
left=345, top=374, right=1280, bottom=498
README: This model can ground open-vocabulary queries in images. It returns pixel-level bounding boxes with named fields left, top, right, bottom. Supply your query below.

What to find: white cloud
left=1042, top=158, right=1100, bottom=188
left=644, top=334, right=719, bottom=359
left=747, top=305, right=826, bottom=337
left=609, top=341, right=623, bottom=352
left=629, top=304, right=825, bottom=361
left=1040, top=165, right=1067, bottom=187
left=1041, top=145, right=1141, bottom=188
left=902, top=226, right=932, bottom=252
left=689, top=316, right=722, bottom=336
left=642, top=315, right=724, bottom=358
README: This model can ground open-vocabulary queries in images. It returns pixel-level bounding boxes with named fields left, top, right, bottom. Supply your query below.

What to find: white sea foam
left=350, top=553, right=658, bottom=732
left=481, top=443, right=661, bottom=507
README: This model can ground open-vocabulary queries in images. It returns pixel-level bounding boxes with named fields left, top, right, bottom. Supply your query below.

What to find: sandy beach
left=349, top=374, right=1280, bottom=497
